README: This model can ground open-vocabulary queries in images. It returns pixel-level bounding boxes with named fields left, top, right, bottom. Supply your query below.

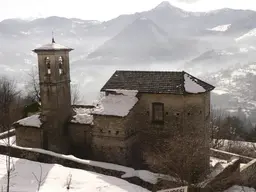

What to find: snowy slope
left=236, top=28, right=256, bottom=41
left=0, top=154, right=149, bottom=192
left=207, top=24, right=231, bottom=32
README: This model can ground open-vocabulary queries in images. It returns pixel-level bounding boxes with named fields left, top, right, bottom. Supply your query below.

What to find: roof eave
left=33, top=48, right=73, bottom=53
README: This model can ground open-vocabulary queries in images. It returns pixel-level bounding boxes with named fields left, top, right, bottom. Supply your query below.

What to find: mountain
left=200, top=62, right=256, bottom=123
left=2, top=1, right=256, bottom=106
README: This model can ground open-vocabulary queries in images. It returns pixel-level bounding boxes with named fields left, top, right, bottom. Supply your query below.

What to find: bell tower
left=33, top=38, right=73, bottom=153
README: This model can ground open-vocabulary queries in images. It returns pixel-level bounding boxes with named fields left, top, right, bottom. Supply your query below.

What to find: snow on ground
left=92, top=90, right=138, bottom=117
left=207, top=24, right=231, bottom=32
left=0, top=154, right=149, bottom=192
left=210, top=157, right=227, bottom=168
left=15, top=114, right=42, bottom=128
left=184, top=73, right=206, bottom=93
left=0, top=140, right=177, bottom=185
left=0, top=135, right=16, bottom=146
left=225, top=185, right=256, bottom=192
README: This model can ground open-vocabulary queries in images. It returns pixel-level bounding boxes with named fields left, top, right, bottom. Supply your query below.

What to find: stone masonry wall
left=68, top=123, right=92, bottom=158
left=128, top=92, right=211, bottom=181
left=92, top=115, right=138, bottom=166
left=15, top=126, right=42, bottom=148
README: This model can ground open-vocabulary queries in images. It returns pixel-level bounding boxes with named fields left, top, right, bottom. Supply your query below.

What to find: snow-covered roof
left=33, top=42, right=73, bottom=52
left=92, top=89, right=138, bottom=117
left=184, top=73, right=206, bottom=93
left=15, top=114, right=42, bottom=128
left=71, top=107, right=94, bottom=125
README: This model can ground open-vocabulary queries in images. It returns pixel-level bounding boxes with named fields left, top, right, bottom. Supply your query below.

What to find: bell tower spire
left=52, top=31, right=55, bottom=43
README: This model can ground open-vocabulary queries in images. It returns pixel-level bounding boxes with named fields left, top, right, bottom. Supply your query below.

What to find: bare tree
left=64, top=173, right=72, bottom=191
left=70, top=84, right=82, bottom=105
left=0, top=77, right=20, bottom=192
left=25, top=67, right=40, bottom=102
left=210, top=108, right=225, bottom=149
left=32, top=164, right=48, bottom=191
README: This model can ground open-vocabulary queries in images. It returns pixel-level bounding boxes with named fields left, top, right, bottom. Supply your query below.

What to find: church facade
left=13, top=41, right=215, bottom=181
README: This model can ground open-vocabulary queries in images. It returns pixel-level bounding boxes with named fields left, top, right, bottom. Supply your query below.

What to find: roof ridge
left=115, top=70, right=183, bottom=73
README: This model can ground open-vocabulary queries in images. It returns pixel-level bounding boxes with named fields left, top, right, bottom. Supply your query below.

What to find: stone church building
left=13, top=41, right=215, bottom=181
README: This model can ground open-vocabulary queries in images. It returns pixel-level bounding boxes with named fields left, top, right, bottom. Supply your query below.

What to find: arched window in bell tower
left=58, top=56, right=64, bottom=75
left=45, top=57, right=51, bottom=75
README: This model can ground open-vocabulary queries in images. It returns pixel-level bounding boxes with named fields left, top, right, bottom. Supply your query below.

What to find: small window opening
left=100, top=129, right=103, bottom=133
left=45, top=57, right=51, bottom=75
left=116, top=131, right=119, bottom=135
left=108, top=130, right=111, bottom=134
left=188, top=112, right=191, bottom=116
left=58, top=56, right=63, bottom=75
left=152, top=102, right=164, bottom=123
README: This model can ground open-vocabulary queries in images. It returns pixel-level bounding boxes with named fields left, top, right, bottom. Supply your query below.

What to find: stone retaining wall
left=210, top=148, right=253, bottom=163
left=0, top=129, right=15, bottom=140
left=240, top=159, right=256, bottom=188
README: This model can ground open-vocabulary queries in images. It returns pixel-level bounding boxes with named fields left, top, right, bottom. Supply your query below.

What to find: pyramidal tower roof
left=33, top=37, right=73, bottom=52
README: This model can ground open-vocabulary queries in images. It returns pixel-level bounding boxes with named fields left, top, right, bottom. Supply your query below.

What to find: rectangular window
left=152, top=102, right=164, bottom=123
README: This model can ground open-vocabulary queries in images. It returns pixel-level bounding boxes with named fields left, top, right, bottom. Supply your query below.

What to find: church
left=13, top=40, right=215, bottom=181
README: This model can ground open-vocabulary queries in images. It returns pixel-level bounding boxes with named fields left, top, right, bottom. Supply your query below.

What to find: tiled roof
left=101, top=70, right=215, bottom=94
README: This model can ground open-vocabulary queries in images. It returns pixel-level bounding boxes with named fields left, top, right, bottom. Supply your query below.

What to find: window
left=58, top=56, right=63, bottom=75
left=152, top=102, right=164, bottom=123
left=45, top=57, right=51, bottom=75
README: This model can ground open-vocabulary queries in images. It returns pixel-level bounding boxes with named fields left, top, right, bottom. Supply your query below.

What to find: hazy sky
left=2, top=0, right=256, bottom=21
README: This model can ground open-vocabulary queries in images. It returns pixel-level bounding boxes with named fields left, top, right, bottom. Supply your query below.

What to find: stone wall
left=15, top=126, right=42, bottom=148
left=91, top=115, right=138, bottom=166
left=0, top=129, right=15, bottom=140
left=129, top=92, right=211, bottom=182
left=68, top=123, right=92, bottom=158
left=210, top=148, right=253, bottom=164
left=200, top=158, right=240, bottom=192
left=0, top=145, right=153, bottom=191
left=240, top=159, right=256, bottom=187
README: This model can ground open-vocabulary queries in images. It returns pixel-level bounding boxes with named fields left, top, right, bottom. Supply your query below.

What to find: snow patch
left=212, top=89, right=228, bottom=95
left=231, top=70, right=247, bottom=77
left=0, top=154, right=149, bottom=192
left=208, top=24, right=231, bottom=32
left=184, top=73, right=206, bottom=93
left=0, top=143, right=177, bottom=185
left=34, top=43, right=72, bottom=51
left=105, top=89, right=138, bottom=97
left=0, top=135, right=16, bottom=145
left=240, top=48, right=249, bottom=53
left=16, top=114, right=42, bottom=128
left=236, top=28, right=256, bottom=41
left=93, top=90, right=138, bottom=117
left=224, top=185, right=256, bottom=192
left=71, top=107, right=94, bottom=125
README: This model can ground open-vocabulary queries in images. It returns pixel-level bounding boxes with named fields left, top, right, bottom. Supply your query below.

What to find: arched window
left=58, top=56, right=63, bottom=75
left=45, top=57, right=51, bottom=75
